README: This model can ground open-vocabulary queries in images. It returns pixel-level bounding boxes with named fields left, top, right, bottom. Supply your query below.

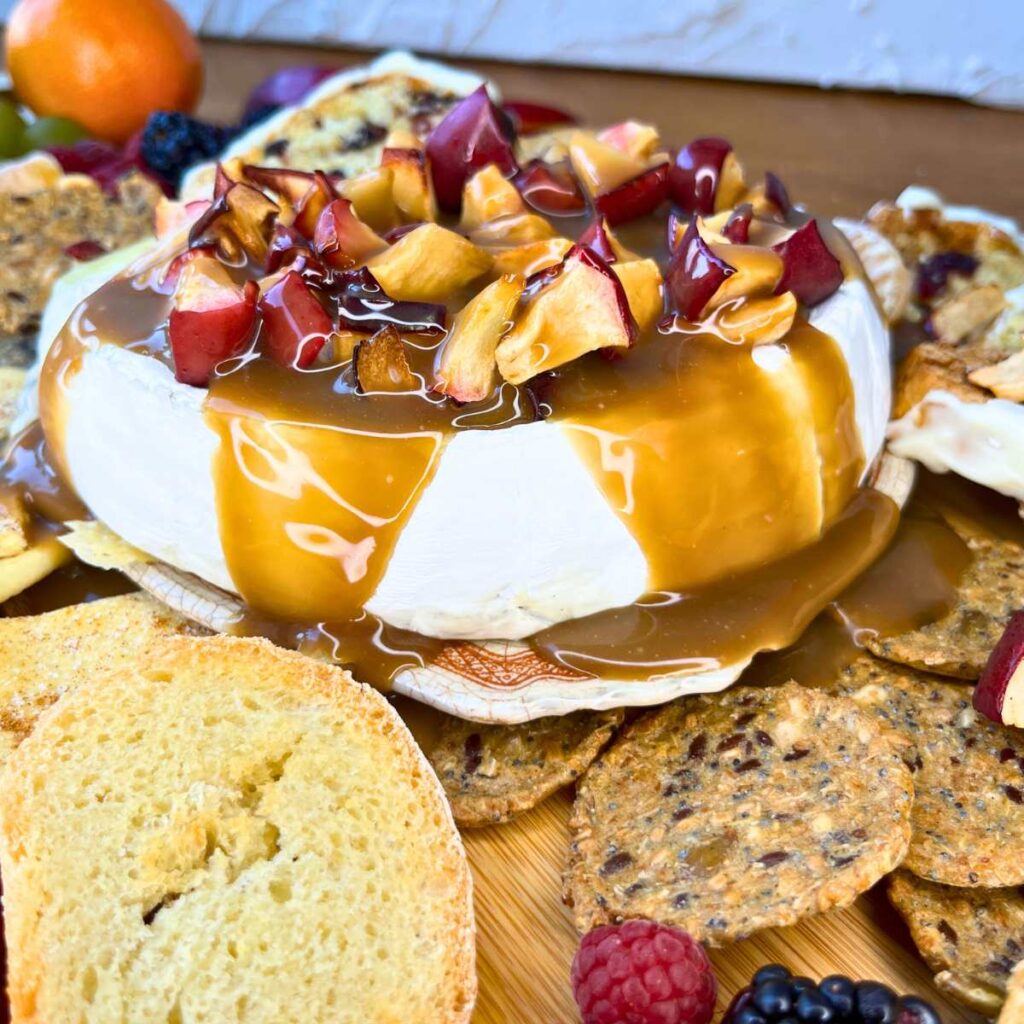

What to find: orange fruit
left=5, top=0, right=203, bottom=144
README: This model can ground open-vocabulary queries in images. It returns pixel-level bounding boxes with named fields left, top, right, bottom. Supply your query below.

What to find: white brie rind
left=886, top=186, right=1024, bottom=502
left=50, top=278, right=889, bottom=640
left=179, top=51, right=491, bottom=202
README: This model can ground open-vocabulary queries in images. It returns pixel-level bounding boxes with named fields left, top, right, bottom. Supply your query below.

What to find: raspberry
left=571, top=920, right=717, bottom=1024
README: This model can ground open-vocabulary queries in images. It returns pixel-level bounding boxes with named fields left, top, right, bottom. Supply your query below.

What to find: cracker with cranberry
left=889, top=869, right=1024, bottom=1016
left=862, top=535, right=1024, bottom=679
left=425, top=708, right=623, bottom=827
left=824, top=655, right=1024, bottom=887
left=564, top=682, right=912, bottom=944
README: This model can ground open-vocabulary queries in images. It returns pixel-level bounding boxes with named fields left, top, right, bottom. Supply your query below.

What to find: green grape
left=0, top=99, right=28, bottom=159
left=23, top=116, right=89, bottom=150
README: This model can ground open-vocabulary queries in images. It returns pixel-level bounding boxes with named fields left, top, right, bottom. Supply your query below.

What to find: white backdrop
left=4, top=0, right=1022, bottom=107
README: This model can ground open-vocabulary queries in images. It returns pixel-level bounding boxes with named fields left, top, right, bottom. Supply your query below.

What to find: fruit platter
left=0, top=2, right=1023, bottom=1022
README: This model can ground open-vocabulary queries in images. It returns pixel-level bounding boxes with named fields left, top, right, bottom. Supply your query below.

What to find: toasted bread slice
left=0, top=634, right=476, bottom=1024
left=0, top=592, right=201, bottom=764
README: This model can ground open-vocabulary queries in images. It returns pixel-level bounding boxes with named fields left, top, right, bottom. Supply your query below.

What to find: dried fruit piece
left=380, top=146, right=438, bottom=223
left=168, top=255, right=259, bottom=386
left=257, top=270, right=332, bottom=368
left=665, top=218, right=736, bottom=320
left=460, top=163, right=526, bottom=230
left=968, top=350, right=1024, bottom=402
left=312, top=197, right=387, bottom=269
left=974, top=611, right=1024, bottom=726
left=514, top=159, right=586, bottom=216
left=496, top=244, right=636, bottom=384
left=353, top=325, right=417, bottom=392
left=612, top=258, right=664, bottom=331
left=427, top=85, right=518, bottom=212
left=669, top=137, right=745, bottom=214
left=367, top=223, right=492, bottom=302
left=771, top=220, right=844, bottom=306
left=435, top=274, right=524, bottom=402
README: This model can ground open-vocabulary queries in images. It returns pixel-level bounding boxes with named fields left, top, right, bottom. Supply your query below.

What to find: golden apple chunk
left=612, top=259, right=664, bottom=331
left=460, top=164, right=526, bottom=230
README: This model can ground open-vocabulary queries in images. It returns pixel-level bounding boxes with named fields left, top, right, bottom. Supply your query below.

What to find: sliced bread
left=0, top=634, right=476, bottom=1023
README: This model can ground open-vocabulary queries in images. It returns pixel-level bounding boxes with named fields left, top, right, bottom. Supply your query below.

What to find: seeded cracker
left=889, top=870, right=1024, bottom=1016
left=425, top=709, right=623, bottom=827
left=564, top=683, right=912, bottom=944
left=824, top=655, right=1024, bottom=887
left=862, top=536, right=1024, bottom=679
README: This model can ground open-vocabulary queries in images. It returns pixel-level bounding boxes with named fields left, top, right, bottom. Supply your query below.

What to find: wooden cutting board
left=464, top=792, right=980, bottom=1024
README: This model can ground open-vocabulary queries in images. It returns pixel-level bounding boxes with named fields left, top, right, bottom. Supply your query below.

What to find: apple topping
left=189, top=177, right=280, bottom=264
left=723, top=204, right=754, bottom=244
left=460, top=164, right=527, bottom=230
left=665, top=218, right=736, bottom=320
left=974, top=611, right=1024, bottom=727
left=154, top=197, right=210, bottom=239
left=333, top=267, right=447, bottom=336
left=771, top=219, right=844, bottom=306
left=503, top=99, right=577, bottom=135
left=380, top=146, right=438, bottom=223
left=427, top=85, right=519, bottom=212
left=703, top=240, right=784, bottom=309
left=169, top=256, right=259, bottom=386
left=353, top=325, right=418, bottom=393
left=514, top=159, right=586, bottom=216
left=495, top=244, right=637, bottom=384
left=598, top=121, right=663, bottom=162
left=337, top=167, right=400, bottom=232
left=265, top=221, right=309, bottom=274
left=468, top=212, right=557, bottom=247
left=764, top=172, right=792, bottom=217
left=257, top=270, right=332, bottom=369
left=491, top=237, right=573, bottom=278
left=595, top=162, right=670, bottom=227
left=367, top=223, right=492, bottom=302
left=312, top=197, right=387, bottom=269
left=435, top=273, right=524, bottom=402
left=569, top=131, right=646, bottom=197
left=669, top=137, right=746, bottom=215
left=711, top=291, right=798, bottom=346
left=293, top=171, right=341, bottom=239
left=612, top=258, right=664, bottom=332
left=242, top=165, right=319, bottom=206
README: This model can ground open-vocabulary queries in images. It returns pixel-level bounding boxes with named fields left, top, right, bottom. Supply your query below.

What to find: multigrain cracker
left=824, top=655, right=1024, bottom=887
left=863, top=536, right=1024, bottom=679
left=426, top=709, right=623, bottom=827
left=564, top=683, right=912, bottom=944
left=889, top=870, right=1024, bottom=1016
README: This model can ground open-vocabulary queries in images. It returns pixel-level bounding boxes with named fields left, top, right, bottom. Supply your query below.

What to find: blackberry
left=140, top=112, right=229, bottom=187
left=721, top=964, right=942, bottom=1024
left=916, top=250, right=978, bottom=302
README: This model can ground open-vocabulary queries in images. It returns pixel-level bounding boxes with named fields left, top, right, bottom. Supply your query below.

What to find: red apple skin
left=503, top=99, right=577, bottom=134
left=764, top=171, right=792, bottom=216
left=665, top=217, right=736, bottom=320
left=595, top=162, right=670, bottom=226
left=515, top=160, right=586, bottom=216
left=312, top=198, right=385, bottom=269
left=333, top=267, right=447, bottom=335
left=568, top=243, right=638, bottom=348
left=265, top=222, right=309, bottom=274
left=578, top=217, right=618, bottom=263
left=772, top=219, right=844, bottom=306
left=258, top=271, right=333, bottom=369
left=293, top=171, right=340, bottom=239
left=243, top=165, right=317, bottom=205
left=427, top=85, right=519, bottom=212
left=666, top=211, right=687, bottom=254
left=162, top=244, right=219, bottom=291
left=723, top=203, right=753, bottom=244
left=669, top=137, right=732, bottom=215
left=169, top=279, right=259, bottom=387
left=974, top=610, right=1024, bottom=725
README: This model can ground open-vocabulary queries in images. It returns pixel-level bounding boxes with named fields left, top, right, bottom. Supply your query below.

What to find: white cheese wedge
left=49, top=277, right=888, bottom=640
left=886, top=187, right=1024, bottom=502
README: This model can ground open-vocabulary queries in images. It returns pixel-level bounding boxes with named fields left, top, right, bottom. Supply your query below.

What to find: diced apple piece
left=491, top=237, right=573, bottom=278
left=189, top=181, right=280, bottom=264
left=384, top=129, right=423, bottom=151
left=169, top=256, right=259, bottom=386
left=313, top=198, right=387, bottom=269
left=764, top=171, right=792, bottom=216
left=265, top=221, right=309, bottom=274
left=330, top=329, right=364, bottom=363
left=337, top=166, right=400, bottom=232
left=667, top=211, right=687, bottom=254
left=353, top=325, right=418, bottom=393
left=427, top=85, right=518, bottom=212
left=569, top=130, right=646, bottom=198
left=771, top=219, right=844, bottom=306
left=293, top=171, right=340, bottom=239
left=669, top=137, right=745, bottom=215
left=367, top=223, right=492, bottom=302
left=381, top=146, right=438, bottom=223
left=461, top=163, right=527, bottom=230
left=334, top=267, right=447, bottom=335
left=155, top=197, right=210, bottom=239
left=974, top=611, right=1024, bottom=726
left=713, top=291, right=797, bottom=346
left=723, top=203, right=753, bottom=244
left=468, top=212, right=557, bottom=247
left=579, top=217, right=639, bottom=263
left=612, top=258, right=664, bottom=332
left=595, top=162, right=670, bottom=226
left=496, top=245, right=637, bottom=384
left=503, top=99, right=577, bottom=134
left=258, top=270, right=332, bottom=369
left=598, top=121, right=662, bottom=162
left=435, top=274, right=524, bottom=402
left=242, top=165, right=316, bottom=205
left=515, top=159, right=586, bottom=216
left=665, top=218, right=736, bottom=320
left=705, top=240, right=784, bottom=309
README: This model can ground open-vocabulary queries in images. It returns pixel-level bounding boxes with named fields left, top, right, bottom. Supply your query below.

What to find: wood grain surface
left=195, top=40, right=1018, bottom=1023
